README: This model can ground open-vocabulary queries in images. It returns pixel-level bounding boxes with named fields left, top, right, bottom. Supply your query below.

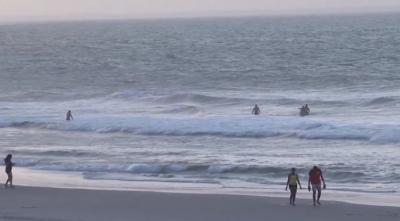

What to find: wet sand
left=0, top=186, right=399, bottom=221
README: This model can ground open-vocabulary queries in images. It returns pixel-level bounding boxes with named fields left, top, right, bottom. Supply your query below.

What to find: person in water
left=308, top=166, right=326, bottom=206
left=4, top=154, right=14, bottom=188
left=66, top=110, right=73, bottom=121
left=286, top=168, right=302, bottom=206
left=304, top=104, right=310, bottom=113
left=252, top=104, right=261, bottom=115
left=299, top=104, right=310, bottom=116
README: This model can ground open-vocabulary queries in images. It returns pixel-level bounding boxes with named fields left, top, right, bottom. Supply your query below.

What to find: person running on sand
left=66, top=110, right=73, bottom=121
left=4, top=154, right=14, bottom=188
left=308, top=166, right=326, bottom=206
left=286, top=168, right=302, bottom=206
left=252, top=104, right=260, bottom=115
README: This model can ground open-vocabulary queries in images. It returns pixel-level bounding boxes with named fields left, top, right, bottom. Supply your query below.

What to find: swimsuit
left=288, top=174, right=299, bottom=193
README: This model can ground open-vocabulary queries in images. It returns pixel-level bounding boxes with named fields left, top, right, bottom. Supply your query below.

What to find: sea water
left=0, top=14, right=400, bottom=202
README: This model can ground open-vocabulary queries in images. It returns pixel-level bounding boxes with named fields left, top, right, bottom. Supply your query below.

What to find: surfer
left=4, top=154, right=14, bottom=188
left=66, top=110, right=73, bottom=121
left=299, top=104, right=310, bottom=116
left=304, top=104, right=310, bottom=113
left=308, top=166, right=326, bottom=207
left=252, top=104, right=261, bottom=115
left=286, top=168, right=302, bottom=206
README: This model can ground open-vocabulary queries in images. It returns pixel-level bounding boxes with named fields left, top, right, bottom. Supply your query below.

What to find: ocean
left=0, top=14, right=400, bottom=202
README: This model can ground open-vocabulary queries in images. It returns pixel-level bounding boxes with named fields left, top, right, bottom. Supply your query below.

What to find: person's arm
left=297, top=176, right=302, bottom=189
left=321, top=171, right=326, bottom=189
left=286, top=175, right=290, bottom=191
left=308, top=174, right=311, bottom=191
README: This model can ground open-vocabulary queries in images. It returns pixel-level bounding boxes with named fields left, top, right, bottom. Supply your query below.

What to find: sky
left=1, top=0, right=400, bottom=21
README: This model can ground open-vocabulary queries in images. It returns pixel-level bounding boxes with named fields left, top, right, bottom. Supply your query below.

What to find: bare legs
left=289, top=186, right=297, bottom=206
left=290, top=192, right=296, bottom=205
left=5, top=172, right=13, bottom=188
left=317, top=189, right=321, bottom=205
left=312, top=188, right=321, bottom=206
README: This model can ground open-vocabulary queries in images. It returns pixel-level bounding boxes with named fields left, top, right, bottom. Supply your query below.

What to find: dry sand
left=0, top=186, right=399, bottom=221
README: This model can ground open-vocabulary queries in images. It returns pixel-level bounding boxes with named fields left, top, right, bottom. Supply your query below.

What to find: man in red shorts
left=308, top=166, right=326, bottom=206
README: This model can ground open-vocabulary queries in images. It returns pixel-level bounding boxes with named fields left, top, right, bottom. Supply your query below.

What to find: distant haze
left=1, top=0, right=400, bottom=22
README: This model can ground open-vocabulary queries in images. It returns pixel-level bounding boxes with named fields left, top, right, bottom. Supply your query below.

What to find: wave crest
left=1, top=116, right=400, bottom=143
left=14, top=160, right=370, bottom=184
left=365, top=97, right=397, bottom=106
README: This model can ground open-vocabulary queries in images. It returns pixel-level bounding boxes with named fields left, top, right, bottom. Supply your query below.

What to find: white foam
left=1, top=115, right=400, bottom=143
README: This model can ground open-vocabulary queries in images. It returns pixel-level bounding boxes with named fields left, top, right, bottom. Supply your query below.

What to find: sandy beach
left=0, top=185, right=398, bottom=221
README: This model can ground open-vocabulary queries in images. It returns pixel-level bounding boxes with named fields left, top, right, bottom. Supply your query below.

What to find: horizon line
left=1, top=9, right=399, bottom=25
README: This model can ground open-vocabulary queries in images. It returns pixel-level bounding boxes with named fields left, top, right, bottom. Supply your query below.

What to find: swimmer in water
left=252, top=104, right=261, bottom=115
left=66, top=110, right=73, bottom=121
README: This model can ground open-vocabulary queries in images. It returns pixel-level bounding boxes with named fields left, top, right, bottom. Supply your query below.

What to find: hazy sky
left=1, top=0, right=400, bottom=21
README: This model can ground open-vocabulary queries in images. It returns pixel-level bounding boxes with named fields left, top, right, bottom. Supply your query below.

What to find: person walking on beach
left=252, top=104, right=260, bottom=115
left=308, top=166, right=326, bottom=206
left=286, top=168, right=302, bottom=206
left=4, top=154, right=14, bottom=188
left=66, top=110, right=73, bottom=121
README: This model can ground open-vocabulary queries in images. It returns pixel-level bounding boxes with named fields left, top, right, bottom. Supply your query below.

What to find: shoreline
left=4, top=167, right=400, bottom=208
left=1, top=185, right=399, bottom=221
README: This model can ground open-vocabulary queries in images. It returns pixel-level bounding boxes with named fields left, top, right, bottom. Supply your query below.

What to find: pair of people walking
left=285, top=166, right=326, bottom=206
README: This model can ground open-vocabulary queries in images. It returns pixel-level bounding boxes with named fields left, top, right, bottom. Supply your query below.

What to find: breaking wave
left=1, top=115, right=400, bottom=144
left=12, top=159, right=375, bottom=184
left=154, top=93, right=351, bottom=106
left=365, top=96, right=398, bottom=106
left=13, top=160, right=365, bottom=178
